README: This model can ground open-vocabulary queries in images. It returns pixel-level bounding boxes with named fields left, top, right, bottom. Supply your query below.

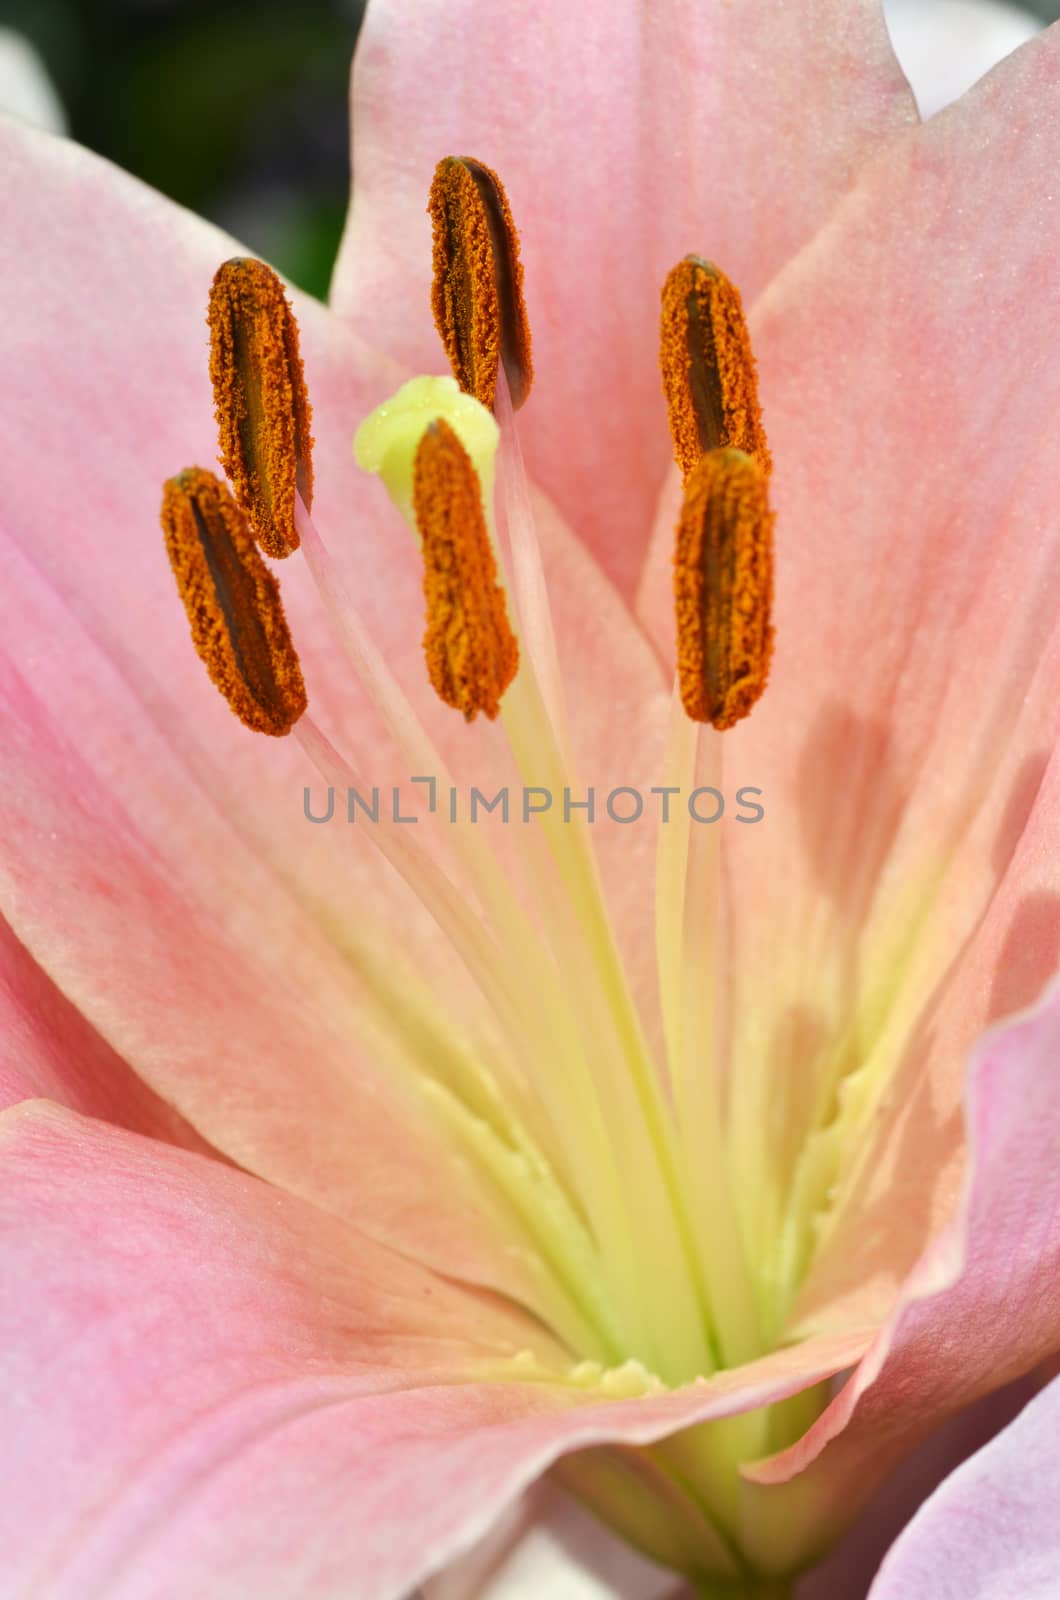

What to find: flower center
left=157, top=161, right=796, bottom=1409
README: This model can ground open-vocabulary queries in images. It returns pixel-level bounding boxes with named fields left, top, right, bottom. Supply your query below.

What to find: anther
left=413, top=419, right=519, bottom=720
left=428, top=156, right=533, bottom=413
left=659, top=256, right=770, bottom=481
left=674, top=448, right=774, bottom=730
left=208, top=257, right=313, bottom=559
left=161, top=467, right=307, bottom=736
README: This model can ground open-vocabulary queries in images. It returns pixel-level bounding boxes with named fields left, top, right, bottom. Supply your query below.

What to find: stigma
left=354, top=374, right=500, bottom=527
left=208, top=257, right=314, bottom=559
left=428, top=155, right=534, bottom=412
left=160, top=467, right=306, bottom=736
left=659, top=256, right=770, bottom=481
left=673, top=449, right=774, bottom=730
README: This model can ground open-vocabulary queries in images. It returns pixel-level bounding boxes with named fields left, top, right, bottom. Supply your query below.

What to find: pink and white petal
left=0, top=1101, right=559, bottom=1600
left=865, top=1376, right=1060, bottom=1600
left=46, top=1351, right=876, bottom=1600
left=0, top=915, right=208, bottom=1148
left=793, top=739, right=1060, bottom=1334
left=739, top=981, right=1060, bottom=1576
left=333, top=0, right=917, bottom=595
left=883, top=0, right=1040, bottom=117
left=2, top=1102, right=873, bottom=1600
left=635, top=28, right=1060, bottom=1286
left=0, top=563, right=548, bottom=1308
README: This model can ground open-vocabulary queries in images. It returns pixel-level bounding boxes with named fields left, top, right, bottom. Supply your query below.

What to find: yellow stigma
left=354, top=374, right=499, bottom=529
left=354, top=376, right=518, bottom=719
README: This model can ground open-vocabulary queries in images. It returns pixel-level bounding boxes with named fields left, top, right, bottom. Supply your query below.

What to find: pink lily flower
left=3, top=1, right=1060, bottom=1596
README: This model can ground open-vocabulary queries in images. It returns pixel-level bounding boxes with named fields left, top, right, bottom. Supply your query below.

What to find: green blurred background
left=1, top=0, right=364, bottom=299
left=2, top=0, right=1058, bottom=302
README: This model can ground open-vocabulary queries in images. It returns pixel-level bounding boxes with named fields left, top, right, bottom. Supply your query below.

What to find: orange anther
left=161, top=467, right=306, bottom=736
left=428, top=156, right=533, bottom=412
left=208, top=257, right=313, bottom=558
left=413, top=419, right=519, bottom=720
left=674, top=449, right=773, bottom=730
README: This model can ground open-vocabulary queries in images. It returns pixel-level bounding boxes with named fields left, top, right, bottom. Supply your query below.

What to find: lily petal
left=2, top=1103, right=872, bottom=1600
left=795, top=1375, right=1043, bottom=1598
left=0, top=915, right=225, bottom=1169
left=865, top=1375, right=1060, bottom=1599
left=333, top=0, right=917, bottom=595
left=640, top=26, right=1060, bottom=1311
left=740, top=979, right=1060, bottom=1575
left=0, top=1101, right=560, bottom=1600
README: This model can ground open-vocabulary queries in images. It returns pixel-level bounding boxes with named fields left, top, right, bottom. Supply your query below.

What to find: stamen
left=161, top=467, right=307, bottom=736
left=413, top=419, right=519, bottom=721
left=428, top=156, right=533, bottom=412
left=674, top=448, right=774, bottom=730
left=208, top=256, right=314, bottom=558
left=659, top=256, right=770, bottom=480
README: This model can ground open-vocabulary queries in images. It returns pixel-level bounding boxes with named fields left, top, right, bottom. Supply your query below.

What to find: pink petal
left=796, top=1375, right=1043, bottom=1599
left=333, top=0, right=916, bottom=595
left=0, top=579, right=533, bottom=1303
left=792, top=742, right=1060, bottom=1337
left=866, top=1376, right=1060, bottom=1599
left=3, top=1103, right=872, bottom=1600
left=0, top=1102, right=560, bottom=1599
left=740, top=980, right=1060, bottom=1575
left=0, top=915, right=208, bottom=1147
left=639, top=25, right=1060, bottom=1314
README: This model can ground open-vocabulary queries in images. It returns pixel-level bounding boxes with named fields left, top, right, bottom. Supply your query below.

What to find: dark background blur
left=2, top=0, right=1058, bottom=301
left=1, top=0, right=366, bottom=299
